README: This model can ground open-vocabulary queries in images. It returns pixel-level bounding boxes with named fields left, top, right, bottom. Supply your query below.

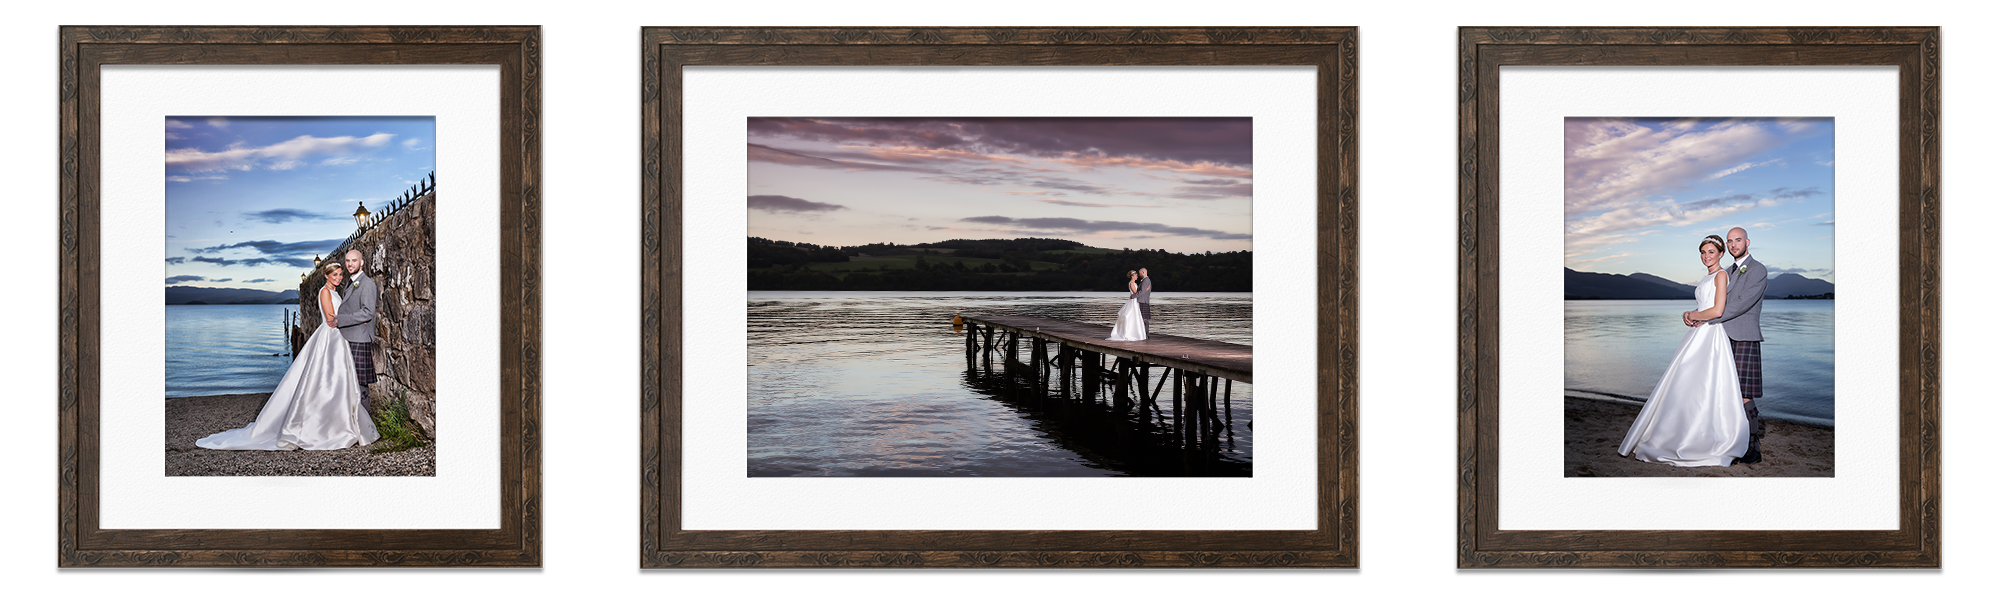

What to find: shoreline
left=1565, top=396, right=1833, bottom=477
left=166, top=393, right=434, bottom=477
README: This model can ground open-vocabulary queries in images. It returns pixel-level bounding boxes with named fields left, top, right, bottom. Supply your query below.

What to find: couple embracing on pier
left=1107, top=267, right=1153, bottom=342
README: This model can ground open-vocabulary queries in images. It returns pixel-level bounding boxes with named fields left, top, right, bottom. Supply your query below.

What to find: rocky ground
left=166, top=394, right=434, bottom=477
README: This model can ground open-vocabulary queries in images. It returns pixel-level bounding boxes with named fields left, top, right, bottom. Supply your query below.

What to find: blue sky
left=1564, top=117, right=1835, bottom=284
left=747, top=117, right=1252, bottom=254
left=164, top=116, right=435, bottom=292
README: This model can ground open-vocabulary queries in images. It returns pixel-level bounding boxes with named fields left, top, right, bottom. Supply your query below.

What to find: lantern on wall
left=352, top=201, right=372, bottom=228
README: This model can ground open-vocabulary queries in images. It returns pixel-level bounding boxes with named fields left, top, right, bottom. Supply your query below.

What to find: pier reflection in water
left=959, top=359, right=1250, bottom=477
left=747, top=292, right=1252, bottom=477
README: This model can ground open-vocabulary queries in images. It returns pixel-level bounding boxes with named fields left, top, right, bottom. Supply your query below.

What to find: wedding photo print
left=164, top=116, right=437, bottom=476
left=746, top=117, right=1253, bottom=478
left=1563, top=117, right=1834, bottom=478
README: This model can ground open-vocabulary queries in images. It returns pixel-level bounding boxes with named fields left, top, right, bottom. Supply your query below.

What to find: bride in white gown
left=1617, top=234, right=1750, bottom=466
left=197, top=262, right=380, bottom=451
left=1107, top=270, right=1148, bottom=341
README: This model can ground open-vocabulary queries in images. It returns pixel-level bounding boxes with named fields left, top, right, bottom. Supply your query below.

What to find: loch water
left=748, top=291, right=1254, bottom=477
left=1565, top=299, right=1834, bottom=426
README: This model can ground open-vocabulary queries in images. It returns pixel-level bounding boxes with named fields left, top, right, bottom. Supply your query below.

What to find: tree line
left=747, top=237, right=1252, bottom=292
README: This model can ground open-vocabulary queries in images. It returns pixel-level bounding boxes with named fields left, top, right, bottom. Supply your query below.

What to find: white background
left=681, top=66, right=1316, bottom=530
left=97, top=65, right=501, bottom=529
left=4, top=1, right=1995, bottom=597
left=1497, top=67, right=1899, bottom=530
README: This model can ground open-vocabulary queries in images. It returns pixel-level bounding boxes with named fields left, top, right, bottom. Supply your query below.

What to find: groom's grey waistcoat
left=336, top=271, right=379, bottom=343
left=1713, top=255, right=1766, bottom=342
left=1133, top=276, right=1152, bottom=303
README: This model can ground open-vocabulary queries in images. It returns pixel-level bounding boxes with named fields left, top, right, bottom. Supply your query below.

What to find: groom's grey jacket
left=1711, top=255, right=1767, bottom=342
left=1133, top=276, right=1152, bottom=303
left=336, top=271, right=379, bottom=343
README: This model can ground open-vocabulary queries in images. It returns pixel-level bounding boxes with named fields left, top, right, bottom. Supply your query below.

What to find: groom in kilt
left=1690, top=227, right=1769, bottom=465
left=335, top=249, right=381, bottom=419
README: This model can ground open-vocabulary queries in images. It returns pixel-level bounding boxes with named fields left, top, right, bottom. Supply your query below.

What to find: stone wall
left=298, top=189, right=437, bottom=438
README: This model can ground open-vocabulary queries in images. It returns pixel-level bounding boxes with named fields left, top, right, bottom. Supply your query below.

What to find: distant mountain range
left=165, top=286, right=300, bottom=305
left=1565, top=268, right=1834, bottom=300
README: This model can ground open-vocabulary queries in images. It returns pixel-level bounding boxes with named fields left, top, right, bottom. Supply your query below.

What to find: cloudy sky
left=747, top=117, right=1253, bottom=253
left=165, top=116, right=435, bottom=292
left=1564, top=117, right=1835, bottom=284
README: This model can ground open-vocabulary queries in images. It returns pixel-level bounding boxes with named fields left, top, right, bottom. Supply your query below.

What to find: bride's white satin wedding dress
left=1617, top=270, right=1750, bottom=466
left=197, top=289, right=380, bottom=451
left=1107, top=297, right=1147, bottom=341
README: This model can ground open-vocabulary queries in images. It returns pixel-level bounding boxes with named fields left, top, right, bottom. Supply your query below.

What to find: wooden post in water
left=1035, top=339, right=1049, bottom=401
left=1192, top=378, right=1208, bottom=442
left=1112, top=358, right=1130, bottom=412
left=1171, top=368, right=1183, bottom=443
left=1058, top=345, right=1072, bottom=401
left=1081, top=351, right=1098, bottom=403
left=1209, top=376, right=1224, bottom=430
left=1134, top=363, right=1152, bottom=418
left=1223, top=378, right=1233, bottom=424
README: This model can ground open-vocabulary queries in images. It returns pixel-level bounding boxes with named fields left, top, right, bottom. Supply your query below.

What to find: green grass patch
left=369, top=389, right=429, bottom=454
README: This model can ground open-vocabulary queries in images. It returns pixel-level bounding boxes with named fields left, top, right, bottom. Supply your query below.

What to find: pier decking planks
left=961, top=315, right=1251, bottom=384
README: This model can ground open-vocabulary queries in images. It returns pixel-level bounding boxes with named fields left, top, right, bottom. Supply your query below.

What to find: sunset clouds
left=1564, top=117, right=1834, bottom=282
left=747, top=117, right=1253, bottom=252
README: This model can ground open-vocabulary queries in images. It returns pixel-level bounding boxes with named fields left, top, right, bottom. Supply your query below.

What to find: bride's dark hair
left=1699, top=235, right=1726, bottom=253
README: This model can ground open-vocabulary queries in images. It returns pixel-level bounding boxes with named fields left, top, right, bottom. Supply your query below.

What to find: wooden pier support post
left=1171, top=368, right=1183, bottom=443
left=1058, top=345, right=1072, bottom=401
left=1211, top=376, right=1224, bottom=430
left=1223, top=378, right=1233, bottom=424
left=1133, top=362, right=1149, bottom=417
left=1120, top=358, right=1136, bottom=410
left=1041, top=340, right=1053, bottom=402
left=1081, top=351, right=1098, bottom=403
left=1192, top=378, right=1208, bottom=442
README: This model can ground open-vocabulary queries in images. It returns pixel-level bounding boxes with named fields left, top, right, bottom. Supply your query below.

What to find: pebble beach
left=166, top=394, right=434, bottom=477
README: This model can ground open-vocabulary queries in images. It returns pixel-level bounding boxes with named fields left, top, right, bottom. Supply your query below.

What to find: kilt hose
left=1731, top=339, right=1765, bottom=454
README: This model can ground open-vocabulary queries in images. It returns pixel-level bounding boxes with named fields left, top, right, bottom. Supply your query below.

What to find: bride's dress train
left=197, top=293, right=380, bottom=451
left=1617, top=271, right=1749, bottom=466
left=1107, top=297, right=1147, bottom=341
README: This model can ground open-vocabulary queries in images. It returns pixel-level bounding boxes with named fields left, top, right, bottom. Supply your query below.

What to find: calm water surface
left=749, top=291, right=1253, bottom=477
left=1565, top=299, right=1834, bottom=426
left=166, top=304, right=297, bottom=398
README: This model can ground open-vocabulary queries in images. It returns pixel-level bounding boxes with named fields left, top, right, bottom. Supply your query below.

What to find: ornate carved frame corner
left=641, top=26, right=1358, bottom=568
left=1456, top=26, right=1940, bottom=568
left=58, top=25, right=542, bottom=567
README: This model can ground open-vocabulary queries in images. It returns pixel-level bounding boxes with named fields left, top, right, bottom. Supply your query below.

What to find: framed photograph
left=642, top=27, right=1357, bottom=568
left=1457, top=26, right=1939, bottom=567
left=58, top=26, right=541, bottom=567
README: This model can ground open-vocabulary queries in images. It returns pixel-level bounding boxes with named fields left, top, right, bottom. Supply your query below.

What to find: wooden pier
left=960, top=315, right=1251, bottom=462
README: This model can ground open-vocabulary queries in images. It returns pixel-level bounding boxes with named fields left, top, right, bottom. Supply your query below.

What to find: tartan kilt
left=349, top=341, right=379, bottom=385
left=1730, top=340, right=1762, bottom=399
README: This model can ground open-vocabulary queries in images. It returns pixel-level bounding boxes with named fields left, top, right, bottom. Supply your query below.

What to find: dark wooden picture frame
left=57, top=26, right=542, bottom=567
left=1457, top=26, right=1940, bottom=568
left=641, top=26, right=1358, bottom=568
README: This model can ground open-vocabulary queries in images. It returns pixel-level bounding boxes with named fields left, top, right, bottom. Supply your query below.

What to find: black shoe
left=1734, top=448, right=1763, bottom=465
